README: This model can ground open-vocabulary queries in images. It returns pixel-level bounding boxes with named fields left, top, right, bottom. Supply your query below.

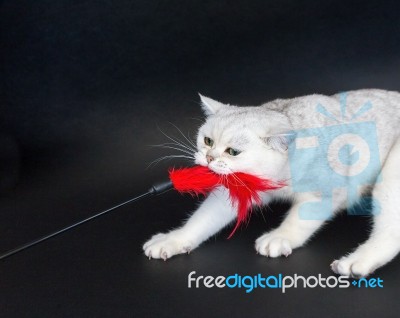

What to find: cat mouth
left=207, top=163, right=231, bottom=175
left=194, top=153, right=231, bottom=175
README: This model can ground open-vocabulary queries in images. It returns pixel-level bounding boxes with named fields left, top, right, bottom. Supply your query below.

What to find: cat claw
left=255, top=246, right=268, bottom=257
left=143, top=232, right=193, bottom=260
left=330, top=260, right=338, bottom=272
left=264, top=246, right=269, bottom=257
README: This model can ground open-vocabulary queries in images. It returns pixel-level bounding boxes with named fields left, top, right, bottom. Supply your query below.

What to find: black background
left=1, top=1, right=400, bottom=317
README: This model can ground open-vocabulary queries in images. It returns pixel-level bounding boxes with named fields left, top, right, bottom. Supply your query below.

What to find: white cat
left=143, top=89, right=400, bottom=277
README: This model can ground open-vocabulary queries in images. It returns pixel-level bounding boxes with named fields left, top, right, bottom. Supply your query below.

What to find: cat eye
left=204, top=137, right=214, bottom=147
left=226, top=147, right=241, bottom=156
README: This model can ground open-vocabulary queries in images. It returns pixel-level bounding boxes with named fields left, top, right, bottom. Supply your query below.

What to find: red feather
left=169, top=165, right=285, bottom=238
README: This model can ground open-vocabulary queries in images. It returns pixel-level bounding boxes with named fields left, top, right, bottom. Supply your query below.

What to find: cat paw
left=330, top=253, right=377, bottom=277
left=143, top=232, right=193, bottom=261
left=255, top=232, right=293, bottom=258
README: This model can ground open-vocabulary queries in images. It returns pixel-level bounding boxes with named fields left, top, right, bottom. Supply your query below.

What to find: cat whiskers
left=157, top=125, right=197, bottom=152
left=167, top=122, right=197, bottom=150
left=147, top=125, right=197, bottom=168
left=228, top=169, right=273, bottom=223
left=225, top=168, right=269, bottom=223
left=147, top=154, right=195, bottom=169
left=150, top=143, right=195, bottom=156
left=157, top=131, right=196, bottom=152
left=227, top=168, right=254, bottom=195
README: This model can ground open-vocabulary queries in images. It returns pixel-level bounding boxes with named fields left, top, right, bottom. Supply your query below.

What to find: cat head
left=195, top=94, right=293, bottom=179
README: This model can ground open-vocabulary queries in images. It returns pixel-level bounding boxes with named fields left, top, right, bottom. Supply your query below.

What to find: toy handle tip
left=149, top=180, right=173, bottom=195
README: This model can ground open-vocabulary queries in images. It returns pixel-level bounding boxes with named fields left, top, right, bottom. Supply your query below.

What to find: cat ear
left=199, top=93, right=226, bottom=116
left=262, top=133, right=296, bottom=152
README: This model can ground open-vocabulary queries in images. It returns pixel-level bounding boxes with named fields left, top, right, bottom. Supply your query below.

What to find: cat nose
left=206, top=155, right=214, bottom=163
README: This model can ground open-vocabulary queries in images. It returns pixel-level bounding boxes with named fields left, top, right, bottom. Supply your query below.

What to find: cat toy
left=0, top=166, right=285, bottom=260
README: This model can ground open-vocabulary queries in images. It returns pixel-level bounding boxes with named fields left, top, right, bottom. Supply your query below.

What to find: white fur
left=144, top=89, right=400, bottom=277
left=143, top=187, right=236, bottom=260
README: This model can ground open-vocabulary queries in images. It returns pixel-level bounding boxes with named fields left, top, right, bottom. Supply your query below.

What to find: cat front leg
left=255, top=193, right=329, bottom=257
left=331, top=140, right=400, bottom=277
left=331, top=192, right=400, bottom=277
left=143, top=187, right=236, bottom=260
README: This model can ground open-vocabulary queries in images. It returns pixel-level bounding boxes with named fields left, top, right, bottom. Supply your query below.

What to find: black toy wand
left=0, top=180, right=172, bottom=261
left=0, top=165, right=285, bottom=260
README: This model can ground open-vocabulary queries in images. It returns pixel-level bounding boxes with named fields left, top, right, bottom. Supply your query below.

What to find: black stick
left=0, top=180, right=173, bottom=261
